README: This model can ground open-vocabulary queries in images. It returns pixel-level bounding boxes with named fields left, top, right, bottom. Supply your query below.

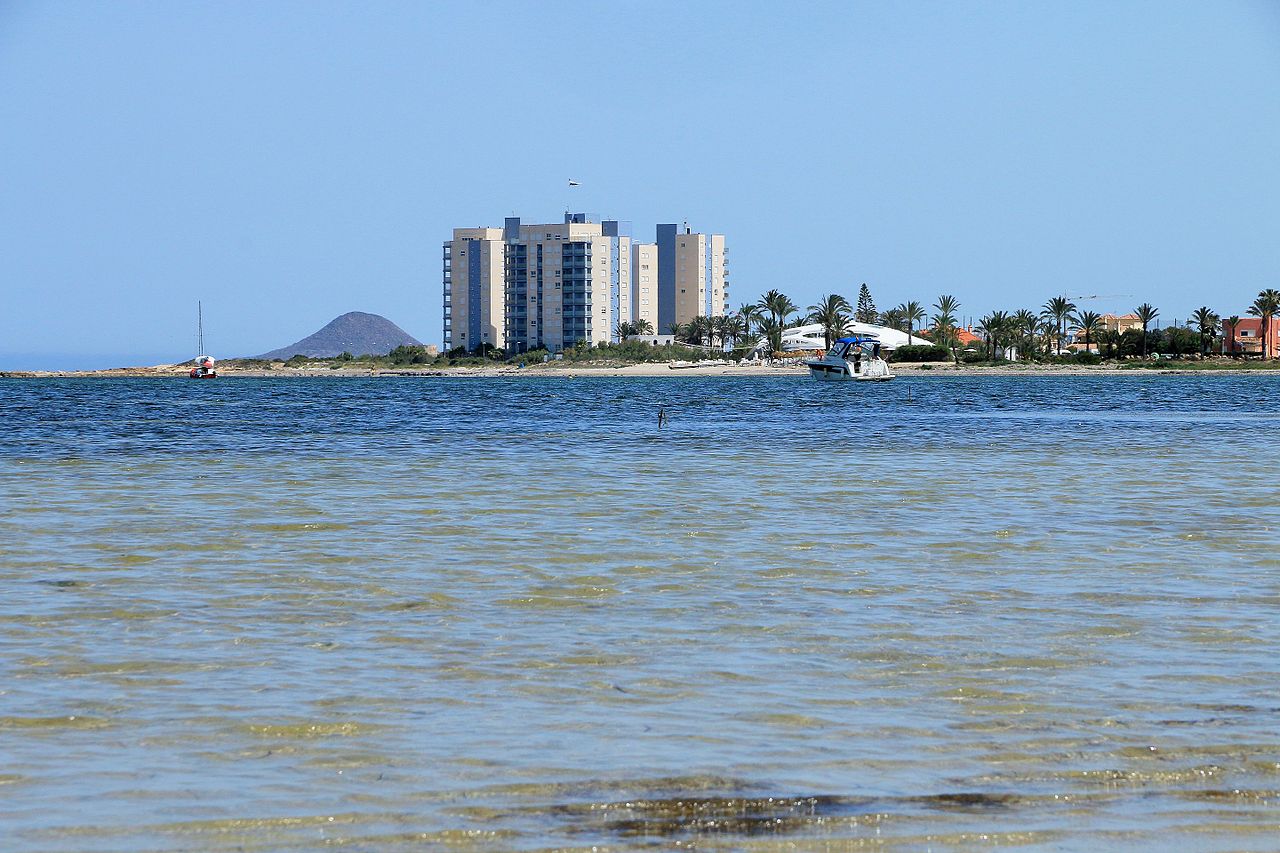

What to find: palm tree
left=1012, top=309, right=1038, bottom=360
left=1191, top=306, right=1219, bottom=357
left=776, top=297, right=800, bottom=331
left=706, top=313, right=727, bottom=348
left=1041, top=296, right=1077, bottom=355
left=1135, top=303, right=1159, bottom=359
left=1096, top=328, right=1118, bottom=360
left=1223, top=315, right=1241, bottom=356
left=756, top=290, right=782, bottom=334
left=757, top=317, right=782, bottom=356
left=879, top=307, right=906, bottom=332
left=731, top=315, right=749, bottom=348
left=978, top=311, right=1010, bottom=360
left=695, top=315, right=716, bottom=347
left=633, top=318, right=654, bottom=335
left=1248, top=289, right=1280, bottom=359
left=736, top=303, right=761, bottom=339
left=808, top=294, right=852, bottom=351
left=614, top=320, right=636, bottom=340
left=932, top=294, right=960, bottom=349
left=759, top=290, right=797, bottom=341
left=896, top=301, right=926, bottom=345
left=1072, top=310, right=1102, bottom=354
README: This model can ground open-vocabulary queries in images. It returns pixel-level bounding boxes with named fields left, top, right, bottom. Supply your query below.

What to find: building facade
left=1224, top=317, right=1279, bottom=356
left=631, top=242, right=659, bottom=333
left=640, top=223, right=729, bottom=335
left=498, top=214, right=634, bottom=354
left=444, top=214, right=727, bottom=353
left=442, top=227, right=505, bottom=353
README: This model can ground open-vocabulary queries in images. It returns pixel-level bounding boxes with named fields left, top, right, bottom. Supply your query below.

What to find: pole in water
left=657, top=406, right=668, bottom=429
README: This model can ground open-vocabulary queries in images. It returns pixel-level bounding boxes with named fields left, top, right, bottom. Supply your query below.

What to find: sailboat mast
left=198, top=301, right=204, bottom=355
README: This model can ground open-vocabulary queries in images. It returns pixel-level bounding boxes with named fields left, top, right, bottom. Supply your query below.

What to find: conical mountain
left=254, top=312, right=423, bottom=360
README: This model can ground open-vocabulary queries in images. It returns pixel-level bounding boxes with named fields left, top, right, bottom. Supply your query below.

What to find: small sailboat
left=806, top=336, right=894, bottom=381
left=189, top=301, right=218, bottom=379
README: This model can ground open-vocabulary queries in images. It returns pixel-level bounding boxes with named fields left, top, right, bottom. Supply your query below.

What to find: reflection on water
left=2, top=375, right=1279, bottom=850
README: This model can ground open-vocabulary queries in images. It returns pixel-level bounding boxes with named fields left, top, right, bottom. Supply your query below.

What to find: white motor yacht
left=806, top=336, right=894, bottom=381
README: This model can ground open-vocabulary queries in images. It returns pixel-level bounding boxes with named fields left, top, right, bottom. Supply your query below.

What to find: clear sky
left=2, top=1, right=1278, bottom=368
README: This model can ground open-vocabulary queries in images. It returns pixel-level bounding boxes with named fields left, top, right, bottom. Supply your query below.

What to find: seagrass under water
left=1, top=375, right=1278, bottom=850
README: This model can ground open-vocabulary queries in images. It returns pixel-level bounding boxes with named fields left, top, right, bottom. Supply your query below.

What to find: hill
left=253, top=312, right=423, bottom=360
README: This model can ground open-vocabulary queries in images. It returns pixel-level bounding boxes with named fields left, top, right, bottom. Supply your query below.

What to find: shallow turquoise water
left=2, top=375, right=1279, bottom=850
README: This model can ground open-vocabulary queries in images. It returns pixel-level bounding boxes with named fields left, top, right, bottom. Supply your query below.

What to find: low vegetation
left=220, top=339, right=728, bottom=370
left=889, top=344, right=951, bottom=363
left=227, top=286, right=1280, bottom=372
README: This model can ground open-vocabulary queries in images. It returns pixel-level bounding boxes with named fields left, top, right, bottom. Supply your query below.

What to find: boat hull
left=805, top=359, right=894, bottom=381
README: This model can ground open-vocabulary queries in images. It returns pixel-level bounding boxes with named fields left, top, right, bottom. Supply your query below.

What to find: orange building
left=1223, top=317, right=1279, bottom=356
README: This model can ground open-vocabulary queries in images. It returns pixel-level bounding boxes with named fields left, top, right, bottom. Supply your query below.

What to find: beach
left=5, top=359, right=1275, bottom=379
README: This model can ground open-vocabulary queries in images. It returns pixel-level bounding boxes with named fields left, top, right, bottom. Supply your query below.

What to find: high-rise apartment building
left=444, top=214, right=726, bottom=353
left=631, top=243, right=659, bottom=333
left=443, top=227, right=505, bottom=353
left=502, top=214, right=633, bottom=354
left=633, top=224, right=728, bottom=335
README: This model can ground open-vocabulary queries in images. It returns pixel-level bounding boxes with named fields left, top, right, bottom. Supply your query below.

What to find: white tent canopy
left=751, top=322, right=927, bottom=357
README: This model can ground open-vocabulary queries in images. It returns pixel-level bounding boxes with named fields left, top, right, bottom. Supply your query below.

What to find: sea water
left=1, top=375, right=1278, bottom=850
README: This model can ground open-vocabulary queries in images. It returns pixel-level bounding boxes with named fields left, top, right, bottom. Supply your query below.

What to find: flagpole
left=567, top=179, right=579, bottom=216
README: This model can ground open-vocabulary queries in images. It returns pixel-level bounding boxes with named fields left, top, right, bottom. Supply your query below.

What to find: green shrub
left=557, top=340, right=711, bottom=364
left=387, top=345, right=436, bottom=365
left=890, top=344, right=950, bottom=363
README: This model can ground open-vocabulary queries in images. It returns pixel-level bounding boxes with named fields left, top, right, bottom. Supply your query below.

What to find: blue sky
left=1, top=1, right=1278, bottom=368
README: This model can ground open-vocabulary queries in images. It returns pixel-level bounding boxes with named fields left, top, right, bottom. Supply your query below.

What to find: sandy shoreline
left=3, top=360, right=1277, bottom=379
